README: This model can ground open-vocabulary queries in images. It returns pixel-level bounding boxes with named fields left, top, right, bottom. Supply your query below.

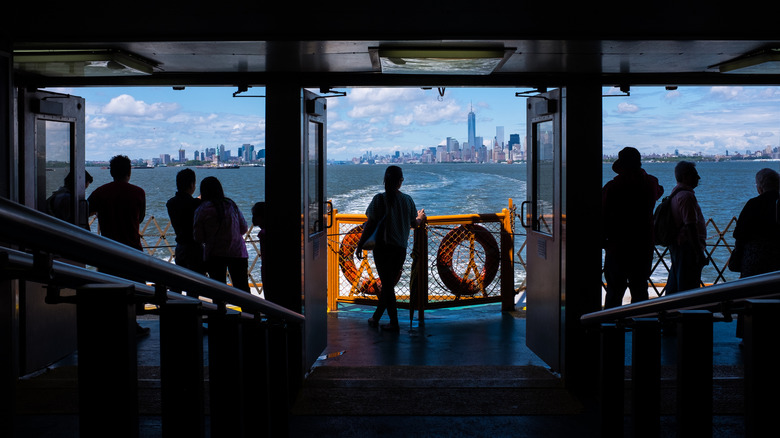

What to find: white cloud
left=101, top=94, right=180, bottom=118
left=617, top=102, right=640, bottom=113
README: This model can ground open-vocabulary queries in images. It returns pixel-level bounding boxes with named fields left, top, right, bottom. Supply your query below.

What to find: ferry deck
left=4, top=2, right=780, bottom=437
left=14, top=301, right=747, bottom=437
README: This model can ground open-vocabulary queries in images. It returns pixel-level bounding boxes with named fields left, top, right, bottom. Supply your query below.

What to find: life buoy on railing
left=436, top=224, right=500, bottom=298
left=339, top=224, right=382, bottom=296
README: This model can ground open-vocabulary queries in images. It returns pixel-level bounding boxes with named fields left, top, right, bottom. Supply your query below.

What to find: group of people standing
left=84, top=155, right=262, bottom=298
left=602, top=146, right=780, bottom=310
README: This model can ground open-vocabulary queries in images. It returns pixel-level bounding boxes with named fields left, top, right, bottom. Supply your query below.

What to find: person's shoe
left=136, top=323, right=150, bottom=337
left=381, top=323, right=400, bottom=332
left=367, top=318, right=379, bottom=328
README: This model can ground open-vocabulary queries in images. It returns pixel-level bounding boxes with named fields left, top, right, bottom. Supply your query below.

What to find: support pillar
left=630, top=318, right=661, bottom=438
left=160, top=300, right=204, bottom=438
left=599, top=323, right=624, bottom=438
left=743, top=299, right=780, bottom=438
left=675, top=310, right=713, bottom=438
left=76, top=283, right=138, bottom=438
left=267, top=318, right=290, bottom=438
left=208, top=311, right=244, bottom=437
left=242, top=317, right=270, bottom=438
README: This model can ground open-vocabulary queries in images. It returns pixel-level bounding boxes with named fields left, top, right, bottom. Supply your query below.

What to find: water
left=73, top=160, right=779, bottom=288
left=77, top=161, right=776, bottom=227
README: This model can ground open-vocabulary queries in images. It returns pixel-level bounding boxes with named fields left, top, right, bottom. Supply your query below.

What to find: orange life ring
left=436, top=224, right=499, bottom=298
left=339, top=224, right=382, bottom=296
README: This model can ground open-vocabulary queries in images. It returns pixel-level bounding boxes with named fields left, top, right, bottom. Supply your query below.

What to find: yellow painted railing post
left=500, top=199, right=515, bottom=311
left=327, top=206, right=339, bottom=311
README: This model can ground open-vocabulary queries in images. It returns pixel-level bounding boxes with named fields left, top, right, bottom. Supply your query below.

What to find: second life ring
left=436, top=224, right=500, bottom=298
left=339, top=224, right=382, bottom=296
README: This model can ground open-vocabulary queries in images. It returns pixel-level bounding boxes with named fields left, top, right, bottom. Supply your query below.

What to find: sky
left=45, top=85, right=780, bottom=162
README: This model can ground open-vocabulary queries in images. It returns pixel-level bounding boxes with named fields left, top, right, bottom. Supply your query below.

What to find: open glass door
left=302, top=89, right=328, bottom=370
left=18, top=89, right=86, bottom=373
left=523, top=89, right=563, bottom=372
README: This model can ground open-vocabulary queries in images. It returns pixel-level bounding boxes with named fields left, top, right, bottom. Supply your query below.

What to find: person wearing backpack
left=666, top=161, right=708, bottom=295
left=602, top=147, right=664, bottom=308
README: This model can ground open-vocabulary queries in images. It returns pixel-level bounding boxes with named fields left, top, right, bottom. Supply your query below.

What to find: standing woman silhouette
left=357, top=165, right=426, bottom=331
left=193, top=176, right=250, bottom=293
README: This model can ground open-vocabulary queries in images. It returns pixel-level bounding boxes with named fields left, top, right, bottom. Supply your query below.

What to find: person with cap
left=601, top=147, right=664, bottom=308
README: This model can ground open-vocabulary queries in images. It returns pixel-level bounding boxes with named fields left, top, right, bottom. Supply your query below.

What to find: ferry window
left=533, top=120, right=554, bottom=235
left=38, top=120, right=73, bottom=216
left=308, top=119, right=324, bottom=236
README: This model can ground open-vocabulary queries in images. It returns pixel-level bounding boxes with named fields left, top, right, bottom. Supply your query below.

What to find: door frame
left=524, top=88, right=563, bottom=372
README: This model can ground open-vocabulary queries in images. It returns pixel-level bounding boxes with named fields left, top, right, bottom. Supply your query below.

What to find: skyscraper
left=467, top=104, right=476, bottom=150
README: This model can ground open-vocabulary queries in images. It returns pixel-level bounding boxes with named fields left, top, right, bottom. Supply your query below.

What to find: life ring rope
left=338, top=224, right=382, bottom=296
left=434, top=224, right=500, bottom=299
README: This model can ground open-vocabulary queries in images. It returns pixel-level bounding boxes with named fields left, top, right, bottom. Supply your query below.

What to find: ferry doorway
left=16, top=89, right=87, bottom=374
left=524, top=89, right=563, bottom=372
left=302, top=89, right=328, bottom=370
left=523, top=86, right=603, bottom=389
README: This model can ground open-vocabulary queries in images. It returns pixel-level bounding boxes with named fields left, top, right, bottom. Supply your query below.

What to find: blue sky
left=46, top=85, right=780, bottom=161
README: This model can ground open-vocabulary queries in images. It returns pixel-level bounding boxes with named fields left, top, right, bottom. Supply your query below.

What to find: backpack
left=652, top=188, right=680, bottom=247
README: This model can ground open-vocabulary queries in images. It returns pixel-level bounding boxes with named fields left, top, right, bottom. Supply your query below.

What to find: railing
left=580, top=271, right=780, bottom=437
left=327, top=202, right=517, bottom=318
left=91, top=215, right=265, bottom=296
left=128, top=201, right=741, bottom=313
left=1, top=197, right=303, bottom=438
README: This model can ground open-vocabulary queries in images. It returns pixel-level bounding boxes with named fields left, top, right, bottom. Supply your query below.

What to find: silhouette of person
left=601, top=147, right=664, bottom=308
left=87, top=154, right=149, bottom=336
left=88, top=155, right=146, bottom=251
left=251, top=201, right=267, bottom=296
left=166, top=168, right=205, bottom=274
left=666, top=161, right=707, bottom=295
left=193, top=176, right=250, bottom=293
left=48, top=170, right=93, bottom=227
left=730, top=168, right=780, bottom=277
left=357, top=165, right=426, bottom=331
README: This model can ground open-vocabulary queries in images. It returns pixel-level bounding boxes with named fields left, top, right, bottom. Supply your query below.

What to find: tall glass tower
left=467, top=103, right=476, bottom=149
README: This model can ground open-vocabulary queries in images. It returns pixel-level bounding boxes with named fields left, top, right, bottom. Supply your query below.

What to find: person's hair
left=674, top=161, right=697, bottom=182
left=755, top=168, right=780, bottom=192
left=176, top=168, right=196, bottom=192
left=251, top=201, right=266, bottom=227
left=63, top=171, right=92, bottom=187
left=383, top=165, right=404, bottom=201
left=109, top=155, right=132, bottom=180
left=200, top=176, right=228, bottom=221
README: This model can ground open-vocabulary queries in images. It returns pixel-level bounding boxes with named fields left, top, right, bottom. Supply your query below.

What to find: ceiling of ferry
left=12, top=39, right=780, bottom=88
left=8, top=3, right=780, bottom=87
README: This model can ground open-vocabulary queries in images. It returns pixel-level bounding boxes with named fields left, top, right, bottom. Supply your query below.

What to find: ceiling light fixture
left=370, top=47, right=513, bottom=75
left=14, top=49, right=158, bottom=77
left=710, top=47, right=780, bottom=73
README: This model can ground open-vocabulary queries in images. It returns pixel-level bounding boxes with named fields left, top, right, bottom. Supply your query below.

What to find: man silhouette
left=601, top=147, right=664, bottom=308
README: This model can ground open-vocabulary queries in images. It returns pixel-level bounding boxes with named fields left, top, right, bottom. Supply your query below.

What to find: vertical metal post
left=599, top=323, right=625, bottom=438
left=160, top=300, right=204, bottom=438
left=76, top=283, right=138, bottom=438
left=267, top=318, right=289, bottom=437
left=242, top=317, right=270, bottom=438
left=208, top=310, right=244, bottom=437
left=630, top=318, right=661, bottom=438
left=500, top=204, right=515, bottom=312
left=675, top=310, right=713, bottom=438
left=743, top=299, right=780, bottom=438
left=327, top=209, right=339, bottom=312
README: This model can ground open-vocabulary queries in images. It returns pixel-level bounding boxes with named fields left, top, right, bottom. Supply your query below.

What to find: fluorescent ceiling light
left=14, top=49, right=157, bottom=77
left=712, top=47, right=780, bottom=73
left=372, top=48, right=513, bottom=75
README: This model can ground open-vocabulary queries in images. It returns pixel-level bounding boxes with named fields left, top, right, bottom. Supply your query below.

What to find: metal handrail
left=581, top=270, right=780, bottom=325
left=0, top=246, right=219, bottom=310
left=0, top=197, right=303, bottom=323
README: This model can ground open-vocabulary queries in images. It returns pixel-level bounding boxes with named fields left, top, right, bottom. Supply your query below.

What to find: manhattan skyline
left=46, top=85, right=780, bottom=162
